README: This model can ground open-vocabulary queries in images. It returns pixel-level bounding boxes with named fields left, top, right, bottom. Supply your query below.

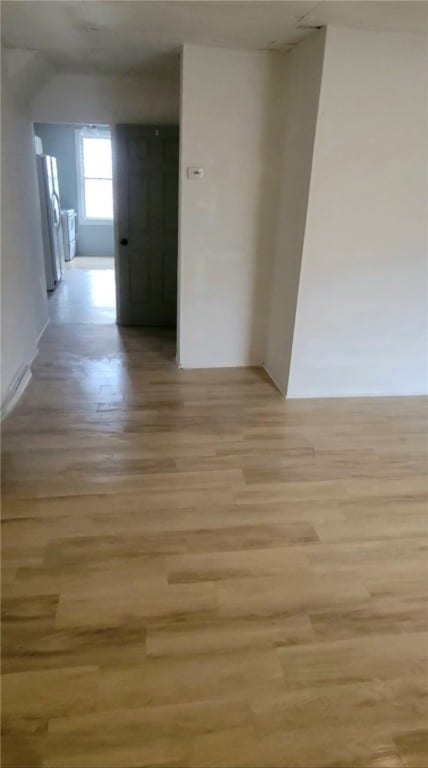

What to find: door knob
left=120, top=237, right=128, bottom=246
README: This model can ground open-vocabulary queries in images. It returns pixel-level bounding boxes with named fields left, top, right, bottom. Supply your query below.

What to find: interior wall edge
left=282, top=27, right=329, bottom=396
left=176, top=46, right=185, bottom=368
left=264, top=28, right=327, bottom=394
left=262, top=363, right=286, bottom=397
left=286, top=26, right=428, bottom=398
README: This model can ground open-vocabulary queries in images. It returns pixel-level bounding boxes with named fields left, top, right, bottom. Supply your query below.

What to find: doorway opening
left=33, top=122, right=116, bottom=325
left=115, top=125, right=179, bottom=348
left=33, top=122, right=180, bottom=358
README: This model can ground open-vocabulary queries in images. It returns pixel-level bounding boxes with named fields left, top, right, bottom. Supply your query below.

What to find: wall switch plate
left=187, top=167, right=204, bottom=179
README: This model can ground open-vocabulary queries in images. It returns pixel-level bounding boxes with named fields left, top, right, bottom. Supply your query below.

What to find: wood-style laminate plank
left=2, top=312, right=427, bottom=767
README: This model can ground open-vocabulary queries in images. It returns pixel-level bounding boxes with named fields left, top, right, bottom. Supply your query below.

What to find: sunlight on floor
left=49, top=258, right=116, bottom=324
left=68, top=257, right=115, bottom=271
left=88, top=269, right=116, bottom=309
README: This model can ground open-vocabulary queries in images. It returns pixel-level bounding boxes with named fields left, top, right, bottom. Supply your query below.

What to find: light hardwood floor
left=2, top=299, right=428, bottom=766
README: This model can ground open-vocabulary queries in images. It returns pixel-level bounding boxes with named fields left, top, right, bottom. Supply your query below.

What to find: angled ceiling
left=2, top=1, right=427, bottom=77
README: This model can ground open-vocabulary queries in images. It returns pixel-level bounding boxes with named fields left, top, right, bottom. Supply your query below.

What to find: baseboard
left=37, top=316, right=50, bottom=345
left=1, top=365, right=32, bottom=422
left=1, top=320, right=48, bottom=422
left=286, top=390, right=428, bottom=399
left=178, top=358, right=261, bottom=369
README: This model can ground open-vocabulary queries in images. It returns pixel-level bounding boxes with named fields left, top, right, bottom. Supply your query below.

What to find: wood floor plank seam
left=2, top=279, right=427, bottom=768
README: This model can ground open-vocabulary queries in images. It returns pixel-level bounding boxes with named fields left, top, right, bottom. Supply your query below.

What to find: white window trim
left=75, top=127, right=113, bottom=225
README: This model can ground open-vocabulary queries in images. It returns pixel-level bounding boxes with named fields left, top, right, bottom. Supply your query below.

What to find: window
left=77, top=128, right=113, bottom=222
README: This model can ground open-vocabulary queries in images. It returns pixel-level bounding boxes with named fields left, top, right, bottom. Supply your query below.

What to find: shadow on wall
left=263, top=30, right=326, bottom=395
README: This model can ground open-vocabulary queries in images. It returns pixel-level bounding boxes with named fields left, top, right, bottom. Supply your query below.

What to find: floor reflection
left=88, top=270, right=116, bottom=310
left=48, top=257, right=116, bottom=325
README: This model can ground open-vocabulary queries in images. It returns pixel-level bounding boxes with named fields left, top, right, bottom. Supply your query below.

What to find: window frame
left=76, top=127, right=113, bottom=225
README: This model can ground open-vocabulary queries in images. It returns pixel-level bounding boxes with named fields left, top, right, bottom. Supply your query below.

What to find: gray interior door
left=115, top=125, right=179, bottom=326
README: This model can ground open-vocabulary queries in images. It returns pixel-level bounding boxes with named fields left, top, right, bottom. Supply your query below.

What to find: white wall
left=287, top=27, right=428, bottom=397
left=1, top=48, right=50, bottom=411
left=78, top=226, right=114, bottom=259
left=264, top=30, right=326, bottom=393
left=31, top=72, right=180, bottom=125
left=178, top=45, right=285, bottom=368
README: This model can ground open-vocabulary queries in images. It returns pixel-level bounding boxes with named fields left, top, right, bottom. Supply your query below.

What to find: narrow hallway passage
left=49, top=257, right=116, bottom=325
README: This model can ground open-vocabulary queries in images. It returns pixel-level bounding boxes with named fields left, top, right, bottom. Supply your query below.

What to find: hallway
left=49, top=257, right=116, bottom=325
left=1, top=262, right=428, bottom=767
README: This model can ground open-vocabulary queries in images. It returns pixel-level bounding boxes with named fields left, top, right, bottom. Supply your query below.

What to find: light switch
left=187, top=167, right=204, bottom=180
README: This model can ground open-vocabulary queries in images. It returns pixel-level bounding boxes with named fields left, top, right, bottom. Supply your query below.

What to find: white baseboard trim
left=37, top=316, right=50, bottom=345
left=1, top=365, right=32, bottom=422
left=286, top=389, right=428, bottom=399
left=178, top=359, right=261, bottom=369
left=1, top=325, right=46, bottom=421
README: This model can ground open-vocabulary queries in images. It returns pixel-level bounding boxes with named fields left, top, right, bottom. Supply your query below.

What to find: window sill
left=80, top=219, right=114, bottom=227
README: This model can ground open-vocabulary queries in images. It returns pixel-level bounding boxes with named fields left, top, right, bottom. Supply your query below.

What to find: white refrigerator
left=36, top=154, right=64, bottom=291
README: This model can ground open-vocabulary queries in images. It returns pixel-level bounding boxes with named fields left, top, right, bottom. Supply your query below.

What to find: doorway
left=33, top=122, right=180, bottom=348
left=33, top=122, right=117, bottom=324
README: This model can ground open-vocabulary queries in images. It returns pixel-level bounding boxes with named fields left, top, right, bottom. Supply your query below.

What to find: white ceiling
left=2, top=1, right=427, bottom=77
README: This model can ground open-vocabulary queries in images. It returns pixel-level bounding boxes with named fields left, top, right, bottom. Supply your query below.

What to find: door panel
left=129, top=137, right=150, bottom=163
left=162, top=249, right=178, bottom=304
left=129, top=250, right=151, bottom=305
left=163, top=138, right=179, bottom=164
left=115, top=125, right=179, bottom=327
left=163, top=174, right=179, bottom=232
left=129, top=175, right=152, bottom=232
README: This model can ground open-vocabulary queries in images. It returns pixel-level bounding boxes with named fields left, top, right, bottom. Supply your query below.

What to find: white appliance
left=36, top=154, right=64, bottom=291
left=34, top=135, right=43, bottom=155
left=62, top=209, right=77, bottom=261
